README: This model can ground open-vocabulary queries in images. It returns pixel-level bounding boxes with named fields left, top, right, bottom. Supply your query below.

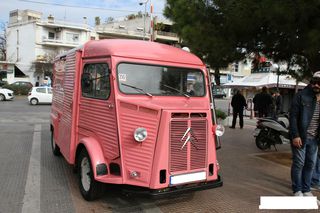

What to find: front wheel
left=255, top=130, right=271, bottom=150
left=0, top=94, right=5, bottom=101
left=78, top=149, right=105, bottom=201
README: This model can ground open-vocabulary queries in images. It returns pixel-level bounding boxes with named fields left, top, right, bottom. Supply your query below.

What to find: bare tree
left=32, top=51, right=58, bottom=79
left=0, top=22, right=7, bottom=61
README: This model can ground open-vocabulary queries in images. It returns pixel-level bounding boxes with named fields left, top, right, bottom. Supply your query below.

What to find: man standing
left=275, top=90, right=283, bottom=115
left=253, top=86, right=273, bottom=117
left=230, top=89, right=247, bottom=129
left=290, top=71, right=320, bottom=198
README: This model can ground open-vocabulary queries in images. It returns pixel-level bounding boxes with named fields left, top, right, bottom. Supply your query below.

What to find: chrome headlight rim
left=134, top=127, right=148, bottom=142
left=215, top=124, right=225, bottom=137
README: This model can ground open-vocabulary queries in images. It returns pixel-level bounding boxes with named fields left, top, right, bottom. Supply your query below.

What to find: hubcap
left=81, top=157, right=91, bottom=191
left=0, top=95, right=4, bottom=101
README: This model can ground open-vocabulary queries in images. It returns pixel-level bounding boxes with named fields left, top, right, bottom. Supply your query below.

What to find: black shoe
left=229, top=126, right=235, bottom=129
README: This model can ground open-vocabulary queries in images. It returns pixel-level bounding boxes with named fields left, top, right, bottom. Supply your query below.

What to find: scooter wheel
left=255, top=131, right=270, bottom=150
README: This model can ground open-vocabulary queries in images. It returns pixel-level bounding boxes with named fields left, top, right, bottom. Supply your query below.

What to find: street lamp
left=139, top=0, right=150, bottom=40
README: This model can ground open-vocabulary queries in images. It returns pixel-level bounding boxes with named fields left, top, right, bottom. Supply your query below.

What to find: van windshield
left=117, top=63, right=205, bottom=97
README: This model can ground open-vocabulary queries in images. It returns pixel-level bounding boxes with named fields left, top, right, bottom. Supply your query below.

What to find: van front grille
left=170, top=119, right=207, bottom=173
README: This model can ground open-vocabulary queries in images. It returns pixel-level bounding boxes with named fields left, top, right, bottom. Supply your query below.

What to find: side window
left=81, top=63, right=110, bottom=99
left=36, top=88, right=46, bottom=93
left=48, top=88, right=52, bottom=94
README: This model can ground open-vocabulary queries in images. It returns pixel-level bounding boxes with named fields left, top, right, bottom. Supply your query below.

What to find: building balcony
left=154, top=31, right=179, bottom=42
left=40, top=38, right=80, bottom=47
left=96, top=27, right=149, bottom=40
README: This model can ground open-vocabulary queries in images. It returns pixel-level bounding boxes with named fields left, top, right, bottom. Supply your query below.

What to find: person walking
left=230, top=89, right=247, bottom=129
left=290, top=71, right=320, bottom=199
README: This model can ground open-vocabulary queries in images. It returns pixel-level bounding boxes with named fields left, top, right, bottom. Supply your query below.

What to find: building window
left=234, top=62, right=239, bottom=72
left=48, top=32, right=55, bottom=39
left=66, top=33, right=79, bottom=43
left=81, top=63, right=110, bottom=100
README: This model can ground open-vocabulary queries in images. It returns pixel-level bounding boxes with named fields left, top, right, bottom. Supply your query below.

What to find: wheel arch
left=76, top=138, right=107, bottom=179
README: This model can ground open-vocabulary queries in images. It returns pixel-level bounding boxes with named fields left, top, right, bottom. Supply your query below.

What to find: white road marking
left=22, top=124, right=41, bottom=213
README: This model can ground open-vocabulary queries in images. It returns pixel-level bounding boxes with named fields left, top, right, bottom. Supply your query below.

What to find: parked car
left=3, top=81, right=33, bottom=95
left=28, top=86, right=52, bottom=105
left=0, top=88, right=14, bottom=101
left=212, top=88, right=227, bottom=98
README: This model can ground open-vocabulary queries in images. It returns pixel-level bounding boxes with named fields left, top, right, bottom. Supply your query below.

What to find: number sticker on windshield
left=118, top=73, right=127, bottom=82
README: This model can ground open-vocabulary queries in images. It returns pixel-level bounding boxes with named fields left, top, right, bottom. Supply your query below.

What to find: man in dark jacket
left=289, top=71, right=320, bottom=198
left=253, top=86, right=273, bottom=117
left=230, top=89, right=247, bottom=129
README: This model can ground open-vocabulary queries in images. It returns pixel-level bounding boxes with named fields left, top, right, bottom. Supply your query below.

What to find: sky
left=1, top=0, right=166, bottom=26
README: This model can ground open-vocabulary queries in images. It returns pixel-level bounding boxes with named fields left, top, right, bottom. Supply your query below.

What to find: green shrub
left=215, top=109, right=227, bottom=120
left=3, top=85, right=31, bottom=95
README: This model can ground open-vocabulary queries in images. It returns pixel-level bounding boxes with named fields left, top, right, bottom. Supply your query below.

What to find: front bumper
left=121, top=175, right=223, bottom=197
left=7, top=94, right=14, bottom=100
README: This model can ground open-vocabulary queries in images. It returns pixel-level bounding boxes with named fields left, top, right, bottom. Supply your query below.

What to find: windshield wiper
left=121, top=83, right=153, bottom=97
left=163, top=84, right=190, bottom=98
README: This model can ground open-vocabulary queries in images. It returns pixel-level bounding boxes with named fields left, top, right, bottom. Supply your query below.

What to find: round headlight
left=215, top=124, right=225, bottom=137
left=134, top=127, right=148, bottom=142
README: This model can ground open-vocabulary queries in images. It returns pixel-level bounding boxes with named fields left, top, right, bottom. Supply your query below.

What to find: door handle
left=107, top=103, right=114, bottom=109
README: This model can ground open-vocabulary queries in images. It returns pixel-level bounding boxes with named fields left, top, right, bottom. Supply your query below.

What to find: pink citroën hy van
left=50, top=39, right=224, bottom=200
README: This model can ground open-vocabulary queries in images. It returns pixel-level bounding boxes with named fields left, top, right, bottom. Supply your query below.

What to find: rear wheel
left=78, top=149, right=105, bottom=201
left=255, top=130, right=271, bottom=150
left=30, top=98, right=38, bottom=105
left=0, top=94, right=5, bottom=101
left=51, top=130, right=61, bottom=156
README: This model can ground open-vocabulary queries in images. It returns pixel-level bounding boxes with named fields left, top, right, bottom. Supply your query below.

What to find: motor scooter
left=253, top=114, right=290, bottom=150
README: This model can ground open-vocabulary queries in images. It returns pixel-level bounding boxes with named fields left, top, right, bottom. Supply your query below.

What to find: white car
left=28, top=86, right=52, bottom=105
left=0, top=88, right=14, bottom=101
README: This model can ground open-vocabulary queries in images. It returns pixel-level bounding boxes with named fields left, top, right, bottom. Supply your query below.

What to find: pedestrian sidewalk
left=220, top=116, right=257, bottom=127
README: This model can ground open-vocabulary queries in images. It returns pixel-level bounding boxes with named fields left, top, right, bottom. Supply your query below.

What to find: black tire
left=30, top=98, right=38, bottom=105
left=255, top=130, right=271, bottom=150
left=51, top=130, right=61, bottom=156
left=0, top=94, right=5, bottom=101
left=78, top=149, right=105, bottom=201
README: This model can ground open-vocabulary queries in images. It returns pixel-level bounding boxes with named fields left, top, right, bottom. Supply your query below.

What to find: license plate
left=170, top=171, right=206, bottom=185
left=253, top=128, right=261, bottom=137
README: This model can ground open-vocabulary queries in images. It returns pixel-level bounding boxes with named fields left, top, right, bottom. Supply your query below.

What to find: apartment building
left=6, top=9, right=92, bottom=85
left=95, top=16, right=180, bottom=45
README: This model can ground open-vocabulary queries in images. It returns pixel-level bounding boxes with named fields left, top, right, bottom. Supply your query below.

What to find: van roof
left=81, top=39, right=204, bottom=66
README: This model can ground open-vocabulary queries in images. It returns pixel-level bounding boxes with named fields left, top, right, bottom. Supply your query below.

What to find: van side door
left=78, top=59, right=120, bottom=160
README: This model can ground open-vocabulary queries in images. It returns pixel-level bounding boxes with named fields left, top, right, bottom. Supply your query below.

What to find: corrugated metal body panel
left=190, top=120, right=207, bottom=170
left=78, top=98, right=120, bottom=160
left=57, top=51, right=76, bottom=159
left=170, top=120, right=188, bottom=172
left=119, top=101, right=159, bottom=184
left=52, top=60, right=66, bottom=112
left=169, top=117, right=208, bottom=173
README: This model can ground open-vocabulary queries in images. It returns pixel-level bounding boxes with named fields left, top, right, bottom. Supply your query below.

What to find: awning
left=222, top=72, right=307, bottom=89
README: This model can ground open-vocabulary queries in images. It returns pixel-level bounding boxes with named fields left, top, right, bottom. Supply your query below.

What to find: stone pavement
left=211, top=121, right=319, bottom=213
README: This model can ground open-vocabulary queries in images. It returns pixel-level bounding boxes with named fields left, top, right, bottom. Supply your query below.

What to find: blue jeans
left=291, top=137, right=318, bottom=193
left=312, top=155, right=320, bottom=186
